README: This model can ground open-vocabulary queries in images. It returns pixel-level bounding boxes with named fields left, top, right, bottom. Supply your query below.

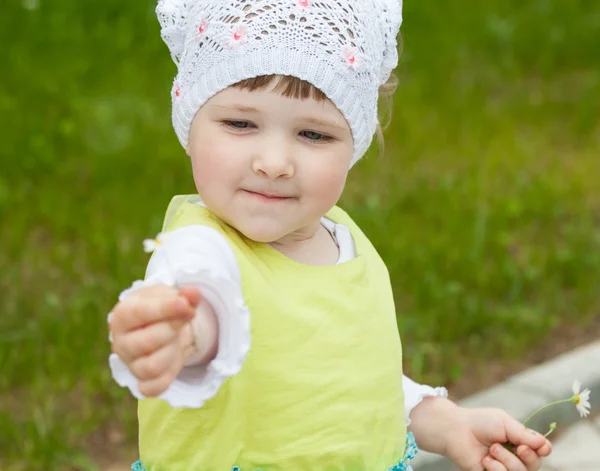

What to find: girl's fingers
left=111, top=294, right=195, bottom=333
left=139, top=371, right=176, bottom=397
left=489, top=443, right=527, bottom=471
left=113, top=321, right=179, bottom=361
left=482, top=455, right=508, bottom=471
left=129, top=342, right=179, bottom=381
left=178, top=285, right=202, bottom=308
left=138, top=355, right=182, bottom=397
left=516, top=446, right=543, bottom=470
left=504, top=419, right=548, bottom=452
left=534, top=441, right=552, bottom=457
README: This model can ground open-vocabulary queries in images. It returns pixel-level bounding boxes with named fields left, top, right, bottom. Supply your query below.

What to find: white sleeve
left=108, top=225, right=250, bottom=409
left=403, top=375, right=448, bottom=425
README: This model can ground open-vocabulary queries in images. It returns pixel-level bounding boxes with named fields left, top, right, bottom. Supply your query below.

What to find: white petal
left=576, top=402, right=591, bottom=418
left=143, top=239, right=157, bottom=253
left=581, top=398, right=591, bottom=410
left=580, top=388, right=591, bottom=402
left=572, top=380, right=581, bottom=395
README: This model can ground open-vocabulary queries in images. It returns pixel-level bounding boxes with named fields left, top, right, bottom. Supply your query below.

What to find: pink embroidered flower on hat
left=171, top=79, right=182, bottom=101
left=194, top=18, right=208, bottom=41
left=226, top=24, right=249, bottom=49
left=295, top=0, right=310, bottom=13
left=342, top=44, right=361, bottom=71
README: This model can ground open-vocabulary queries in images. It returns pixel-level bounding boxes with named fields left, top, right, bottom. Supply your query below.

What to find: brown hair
left=232, top=74, right=398, bottom=154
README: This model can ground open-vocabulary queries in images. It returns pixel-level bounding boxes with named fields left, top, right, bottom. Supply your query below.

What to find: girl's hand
left=445, top=406, right=552, bottom=471
left=109, top=284, right=201, bottom=397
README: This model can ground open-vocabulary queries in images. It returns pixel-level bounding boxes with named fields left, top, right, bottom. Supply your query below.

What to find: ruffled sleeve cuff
left=108, top=225, right=250, bottom=408
left=402, top=375, right=448, bottom=426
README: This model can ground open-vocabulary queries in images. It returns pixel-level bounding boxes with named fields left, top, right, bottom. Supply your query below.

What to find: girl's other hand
left=446, top=406, right=552, bottom=471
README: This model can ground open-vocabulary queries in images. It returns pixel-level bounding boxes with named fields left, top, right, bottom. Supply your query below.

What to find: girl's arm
left=406, top=395, right=457, bottom=455
left=109, top=224, right=250, bottom=408
left=402, top=375, right=448, bottom=426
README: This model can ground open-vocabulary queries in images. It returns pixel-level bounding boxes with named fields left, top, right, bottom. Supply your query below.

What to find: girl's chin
left=237, top=226, right=287, bottom=244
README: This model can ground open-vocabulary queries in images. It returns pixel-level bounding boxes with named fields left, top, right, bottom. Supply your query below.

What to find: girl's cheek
left=314, top=156, right=350, bottom=199
left=191, top=137, right=246, bottom=190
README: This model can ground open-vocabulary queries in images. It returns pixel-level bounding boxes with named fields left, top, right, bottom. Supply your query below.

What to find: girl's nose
left=252, top=148, right=295, bottom=179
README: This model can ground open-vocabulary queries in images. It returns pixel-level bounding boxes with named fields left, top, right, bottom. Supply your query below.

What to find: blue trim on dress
left=131, top=432, right=417, bottom=471
left=386, top=432, right=418, bottom=471
left=131, top=461, right=144, bottom=471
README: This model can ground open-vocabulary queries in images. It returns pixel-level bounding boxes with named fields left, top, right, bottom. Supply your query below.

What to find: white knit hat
left=156, top=0, right=403, bottom=166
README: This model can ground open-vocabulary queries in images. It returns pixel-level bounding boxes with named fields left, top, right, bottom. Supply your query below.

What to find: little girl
left=109, top=1, right=553, bottom=470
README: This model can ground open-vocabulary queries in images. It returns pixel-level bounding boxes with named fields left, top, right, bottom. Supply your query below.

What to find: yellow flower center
left=574, top=394, right=581, bottom=405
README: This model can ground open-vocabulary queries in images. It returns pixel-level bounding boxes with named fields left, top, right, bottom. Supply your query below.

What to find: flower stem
left=523, top=398, right=573, bottom=427
left=544, top=423, right=557, bottom=438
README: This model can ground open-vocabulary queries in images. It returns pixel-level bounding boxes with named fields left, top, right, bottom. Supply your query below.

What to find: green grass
left=1, top=0, right=599, bottom=469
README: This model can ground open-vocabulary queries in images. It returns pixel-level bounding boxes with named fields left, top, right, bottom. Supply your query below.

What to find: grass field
left=1, top=1, right=599, bottom=469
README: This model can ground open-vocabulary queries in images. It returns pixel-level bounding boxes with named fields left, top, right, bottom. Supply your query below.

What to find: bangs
left=232, top=75, right=327, bottom=102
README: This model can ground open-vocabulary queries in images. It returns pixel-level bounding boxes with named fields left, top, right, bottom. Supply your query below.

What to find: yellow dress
left=134, top=196, right=415, bottom=471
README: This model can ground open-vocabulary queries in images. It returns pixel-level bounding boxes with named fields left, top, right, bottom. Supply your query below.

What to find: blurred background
left=1, top=0, right=599, bottom=469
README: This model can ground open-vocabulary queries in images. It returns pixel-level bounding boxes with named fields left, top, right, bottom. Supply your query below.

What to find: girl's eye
left=301, top=130, right=333, bottom=142
left=223, top=120, right=254, bottom=129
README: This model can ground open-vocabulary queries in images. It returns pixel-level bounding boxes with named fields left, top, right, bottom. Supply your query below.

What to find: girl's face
left=187, top=77, right=354, bottom=244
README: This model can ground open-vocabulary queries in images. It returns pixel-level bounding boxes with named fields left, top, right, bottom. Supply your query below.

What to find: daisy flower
left=523, top=380, right=593, bottom=427
left=571, top=380, right=592, bottom=418
left=143, top=232, right=167, bottom=253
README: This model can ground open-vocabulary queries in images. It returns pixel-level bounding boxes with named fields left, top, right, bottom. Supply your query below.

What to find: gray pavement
left=541, top=415, right=600, bottom=471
